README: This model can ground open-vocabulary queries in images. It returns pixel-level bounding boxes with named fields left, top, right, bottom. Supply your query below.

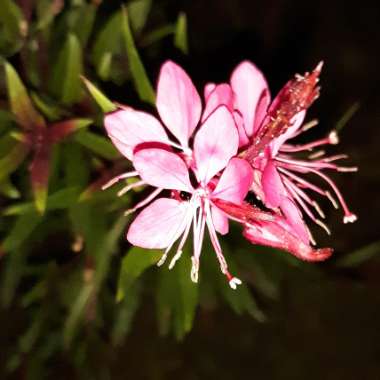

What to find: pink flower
left=104, top=60, right=253, bottom=288
left=213, top=198, right=332, bottom=262
left=206, top=61, right=357, bottom=244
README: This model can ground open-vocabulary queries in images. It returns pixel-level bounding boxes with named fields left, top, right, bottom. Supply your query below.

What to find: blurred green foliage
left=0, top=0, right=376, bottom=379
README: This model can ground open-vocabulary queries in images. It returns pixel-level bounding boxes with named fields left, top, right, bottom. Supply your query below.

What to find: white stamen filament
left=117, top=180, right=145, bottom=197
left=102, top=171, right=138, bottom=190
left=124, top=188, right=163, bottom=215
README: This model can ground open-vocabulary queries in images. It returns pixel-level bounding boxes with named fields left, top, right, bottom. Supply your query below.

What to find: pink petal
left=230, top=60, right=270, bottom=137
left=193, top=106, right=238, bottom=185
left=233, top=111, right=250, bottom=147
left=243, top=220, right=332, bottom=262
left=156, top=61, right=202, bottom=148
left=211, top=205, right=229, bottom=235
left=261, top=160, right=286, bottom=208
left=202, top=83, right=234, bottom=122
left=104, top=108, right=168, bottom=160
left=127, top=198, right=189, bottom=249
left=133, top=148, right=193, bottom=192
left=280, top=196, right=309, bottom=244
left=204, top=83, right=216, bottom=101
left=212, top=158, right=253, bottom=203
left=270, top=110, right=306, bottom=156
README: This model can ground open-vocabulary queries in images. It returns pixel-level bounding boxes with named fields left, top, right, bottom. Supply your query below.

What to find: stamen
left=191, top=256, right=199, bottom=283
left=168, top=210, right=193, bottom=270
left=283, top=177, right=325, bottom=218
left=337, top=166, right=358, bottom=173
left=191, top=198, right=206, bottom=283
left=321, top=154, right=348, bottom=162
left=157, top=203, right=192, bottom=267
left=308, top=150, right=325, bottom=159
left=315, top=219, right=331, bottom=235
left=325, top=191, right=339, bottom=209
left=124, top=188, right=163, bottom=215
left=117, top=180, right=145, bottom=197
left=204, top=202, right=241, bottom=288
left=283, top=178, right=324, bottom=227
left=328, top=130, right=339, bottom=144
left=280, top=133, right=337, bottom=153
left=102, top=171, right=138, bottom=190
left=344, top=213, right=357, bottom=223
left=278, top=167, right=325, bottom=195
left=308, top=168, right=357, bottom=222
left=276, top=156, right=342, bottom=171
left=228, top=276, right=242, bottom=290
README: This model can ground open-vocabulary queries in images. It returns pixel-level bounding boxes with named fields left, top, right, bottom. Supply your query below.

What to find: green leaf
left=0, top=109, right=16, bottom=133
left=335, top=102, right=360, bottom=132
left=74, top=130, right=120, bottom=160
left=112, top=282, right=141, bottom=346
left=117, top=247, right=162, bottom=302
left=174, top=12, right=189, bottom=54
left=30, top=92, right=67, bottom=121
left=3, top=187, right=80, bottom=216
left=81, top=76, right=116, bottom=113
left=0, top=142, right=30, bottom=182
left=1, top=245, right=27, bottom=308
left=173, top=253, right=198, bottom=339
left=50, top=33, right=83, bottom=104
left=94, top=215, right=128, bottom=287
left=336, top=241, right=380, bottom=268
left=156, top=249, right=198, bottom=339
left=92, top=10, right=123, bottom=81
left=128, top=0, right=152, bottom=34
left=1, top=213, right=41, bottom=252
left=71, top=3, right=97, bottom=46
left=0, top=178, right=20, bottom=199
left=0, top=0, right=25, bottom=56
left=140, top=24, right=175, bottom=47
left=4, top=61, right=45, bottom=130
left=63, top=282, right=93, bottom=347
left=121, top=6, right=155, bottom=105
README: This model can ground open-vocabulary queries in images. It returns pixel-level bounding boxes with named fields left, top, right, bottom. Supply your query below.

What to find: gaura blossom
left=205, top=60, right=357, bottom=245
left=104, top=61, right=252, bottom=288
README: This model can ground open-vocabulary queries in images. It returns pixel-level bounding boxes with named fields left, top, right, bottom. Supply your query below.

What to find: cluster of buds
left=103, top=60, right=357, bottom=289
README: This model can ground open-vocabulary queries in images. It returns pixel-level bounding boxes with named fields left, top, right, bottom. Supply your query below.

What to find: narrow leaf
left=121, top=6, right=155, bottom=105
left=0, top=178, right=20, bottom=199
left=174, top=12, right=188, bottom=54
left=0, top=0, right=25, bottom=56
left=335, top=102, right=360, bottom=132
left=92, top=10, right=123, bottom=81
left=128, top=0, right=152, bottom=34
left=4, top=61, right=45, bottom=130
left=74, top=130, right=120, bottom=160
left=50, top=33, right=83, bottom=104
left=3, top=187, right=80, bottom=215
left=1, top=213, right=41, bottom=252
left=63, top=283, right=93, bottom=347
left=117, top=247, right=162, bottom=302
left=81, top=76, right=116, bottom=113
left=48, top=118, right=92, bottom=143
left=0, top=142, right=30, bottom=182
left=336, top=241, right=380, bottom=267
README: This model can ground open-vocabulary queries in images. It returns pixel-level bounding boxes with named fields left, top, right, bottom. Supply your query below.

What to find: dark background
left=2, top=0, right=380, bottom=378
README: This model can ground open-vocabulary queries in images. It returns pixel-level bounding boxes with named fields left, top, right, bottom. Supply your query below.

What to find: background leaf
left=117, top=247, right=162, bottom=302
left=49, top=33, right=83, bottom=105
left=121, top=6, right=155, bottom=105
left=4, top=61, right=45, bottom=129
left=174, top=12, right=189, bottom=54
